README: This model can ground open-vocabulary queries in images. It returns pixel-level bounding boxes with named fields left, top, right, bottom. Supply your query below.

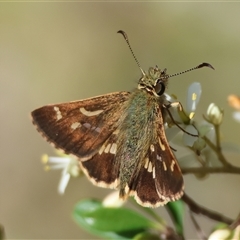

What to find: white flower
left=209, top=225, right=240, bottom=240
left=42, top=154, right=80, bottom=194
left=206, top=103, right=223, bottom=125
left=182, top=82, right=202, bottom=147
left=186, top=82, right=202, bottom=120
left=166, top=82, right=214, bottom=155
left=102, top=191, right=126, bottom=208
left=208, top=228, right=231, bottom=240
left=165, top=82, right=202, bottom=147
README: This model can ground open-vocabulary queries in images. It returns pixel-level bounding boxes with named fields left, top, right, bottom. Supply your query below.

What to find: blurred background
left=1, top=2, right=240, bottom=239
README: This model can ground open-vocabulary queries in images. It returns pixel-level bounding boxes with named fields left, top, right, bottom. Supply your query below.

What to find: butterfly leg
left=163, top=102, right=199, bottom=137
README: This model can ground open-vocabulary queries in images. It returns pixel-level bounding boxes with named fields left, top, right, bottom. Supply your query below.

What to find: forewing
left=31, top=92, right=130, bottom=160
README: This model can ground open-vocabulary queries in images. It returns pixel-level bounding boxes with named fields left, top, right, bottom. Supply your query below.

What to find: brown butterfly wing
left=31, top=92, right=130, bottom=160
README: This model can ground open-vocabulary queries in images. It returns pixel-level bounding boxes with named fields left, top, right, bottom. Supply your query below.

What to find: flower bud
left=208, top=228, right=231, bottom=240
left=206, top=103, right=223, bottom=125
left=102, top=191, right=126, bottom=208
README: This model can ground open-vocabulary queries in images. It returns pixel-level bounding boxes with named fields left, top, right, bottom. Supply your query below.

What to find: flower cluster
left=42, top=153, right=81, bottom=194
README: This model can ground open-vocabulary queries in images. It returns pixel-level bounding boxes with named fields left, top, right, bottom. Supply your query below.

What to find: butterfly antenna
left=169, top=62, right=214, bottom=78
left=118, top=30, right=145, bottom=76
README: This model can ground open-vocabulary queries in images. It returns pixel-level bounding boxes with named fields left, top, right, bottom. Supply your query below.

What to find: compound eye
left=154, top=80, right=165, bottom=96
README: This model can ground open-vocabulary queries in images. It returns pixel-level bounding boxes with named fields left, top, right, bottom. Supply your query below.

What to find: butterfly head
left=138, top=66, right=169, bottom=97
left=118, top=30, right=214, bottom=98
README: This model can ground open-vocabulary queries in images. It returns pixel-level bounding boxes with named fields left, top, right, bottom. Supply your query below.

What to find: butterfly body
left=116, top=89, right=160, bottom=197
left=32, top=66, right=184, bottom=207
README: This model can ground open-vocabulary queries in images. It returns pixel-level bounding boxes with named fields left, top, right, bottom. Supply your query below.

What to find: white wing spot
left=80, top=107, right=103, bottom=116
left=163, top=161, right=167, bottom=171
left=147, top=161, right=153, bottom=172
left=113, top=129, right=120, bottom=135
left=104, top=143, right=111, bottom=153
left=170, top=160, right=176, bottom=172
left=99, top=144, right=105, bottom=155
left=150, top=144, right=155, bottom=152
left=110, top=143, right=117, bottom=154
left=158, top=138, right=166, bottom=151
left=144, top=157, right=149, bottom=169
left=152, top=166, right=156, bottom=178
left=53, top=106, right=62, bottom=120
left=71, top=122, right=81, bottom=130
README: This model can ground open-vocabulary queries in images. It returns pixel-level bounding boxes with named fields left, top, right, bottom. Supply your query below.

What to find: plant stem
left=189, top=212, right=207, bottom=240
left=182, top=165, right=240, bottom=175
left=214, top=125, right=221, bottom=152
left=182, top=193, right=233, bottom=225
left=203, top=136, right=232, bottom=168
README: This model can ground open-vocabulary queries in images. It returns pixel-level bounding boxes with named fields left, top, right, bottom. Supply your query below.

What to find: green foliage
left=166, top=200, right=184, bottom=236
left=73, top=199, right=157, bottom=239
left=73, top=199, right=188, bottom=239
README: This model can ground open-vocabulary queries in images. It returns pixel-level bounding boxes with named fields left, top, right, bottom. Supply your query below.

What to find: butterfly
left=31, top=30, right=213, bottom=207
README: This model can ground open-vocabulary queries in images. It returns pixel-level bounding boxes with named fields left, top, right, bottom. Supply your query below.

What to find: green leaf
left=0, top=224, right=4, bottom=240
left=73, top=199, right=155, bottom=239
left=166, top=200, right=184, bottom=236
left=133, top=232, right=160, bottom=240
